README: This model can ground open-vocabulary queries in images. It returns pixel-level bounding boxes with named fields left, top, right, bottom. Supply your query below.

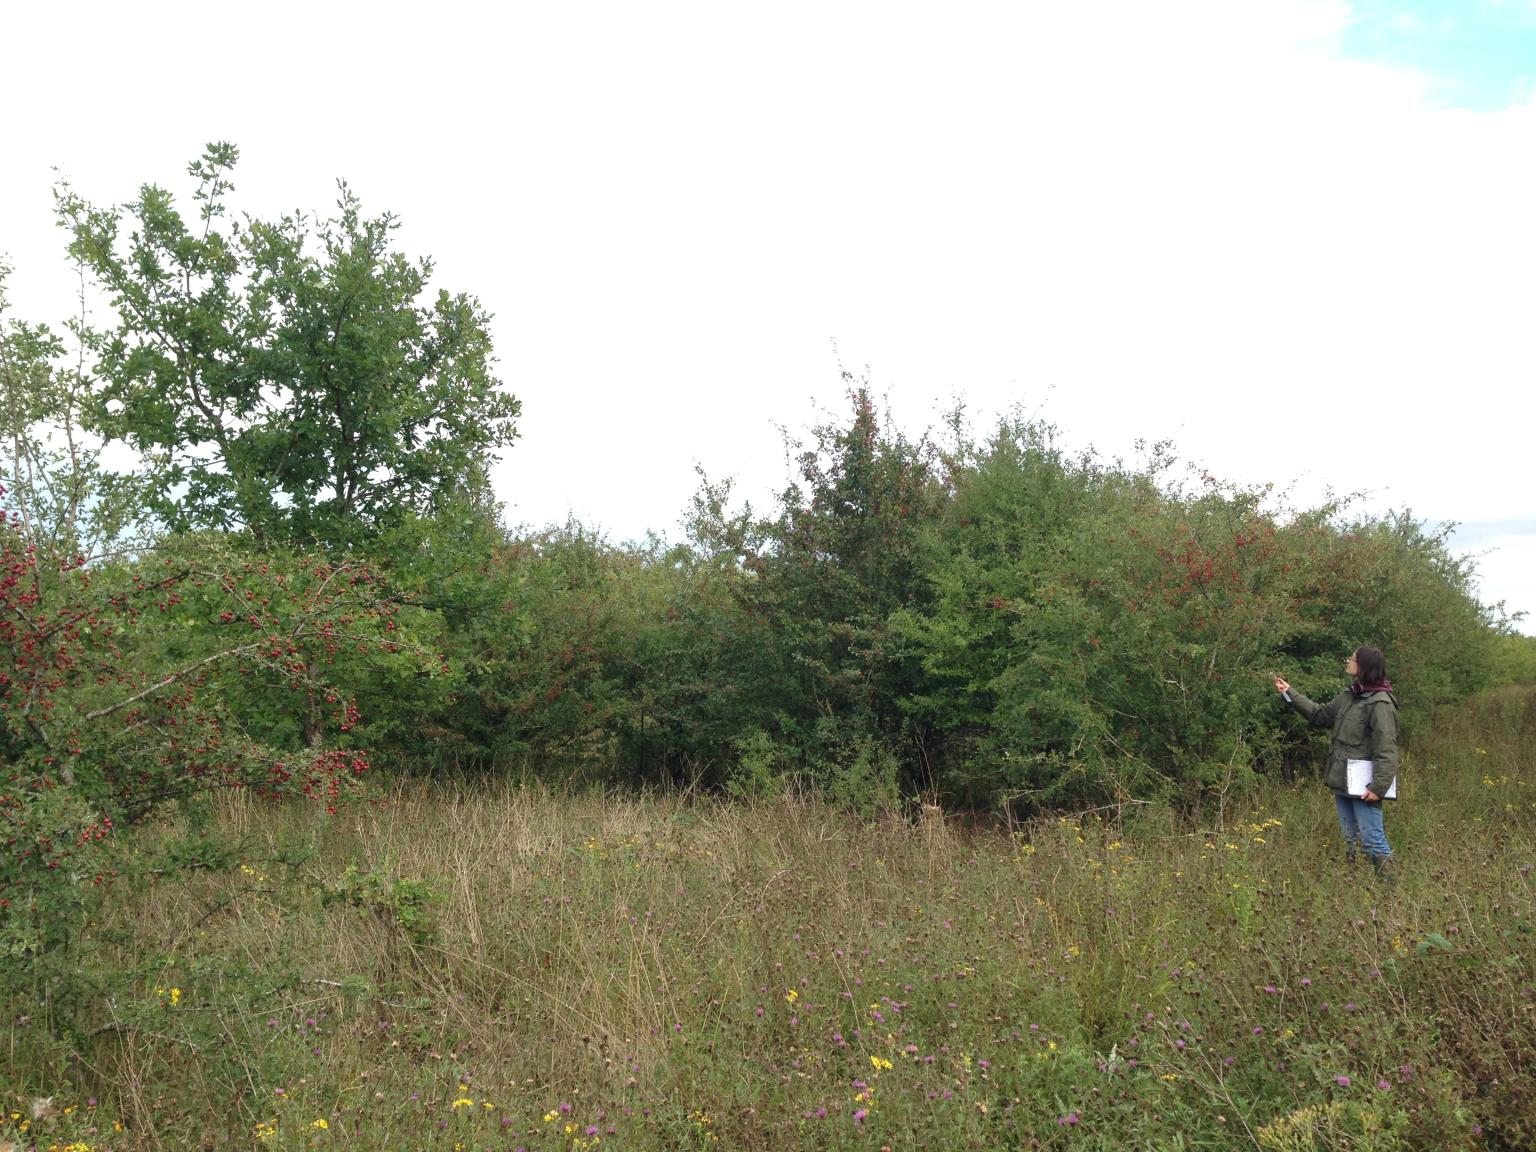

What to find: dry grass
left=6, top=693, right=1536, bottom=1150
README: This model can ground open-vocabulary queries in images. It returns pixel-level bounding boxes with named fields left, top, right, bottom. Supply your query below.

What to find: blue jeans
left=1335, top=793, right=1392, bottom=859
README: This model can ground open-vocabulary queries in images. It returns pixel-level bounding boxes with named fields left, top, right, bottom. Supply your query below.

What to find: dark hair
left=1353, top=645, right=1387, bottom=686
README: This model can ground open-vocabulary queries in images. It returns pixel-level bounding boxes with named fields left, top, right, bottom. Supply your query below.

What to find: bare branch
left=84, top=642, right=263, bottom=721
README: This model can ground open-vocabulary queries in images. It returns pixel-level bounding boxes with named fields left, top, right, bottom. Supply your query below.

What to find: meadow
left=5, top=688, right=1533, bottom=1152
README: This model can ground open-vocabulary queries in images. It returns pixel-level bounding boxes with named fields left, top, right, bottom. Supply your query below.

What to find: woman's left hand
left=1362, top=788, right=1380, bottom=802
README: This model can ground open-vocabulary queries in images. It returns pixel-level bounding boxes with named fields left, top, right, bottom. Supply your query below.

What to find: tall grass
left=5, top=690, right=1535, bottom=1151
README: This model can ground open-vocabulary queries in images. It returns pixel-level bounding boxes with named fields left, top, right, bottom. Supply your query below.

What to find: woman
left=1274, top=646, right=1399, bottom=877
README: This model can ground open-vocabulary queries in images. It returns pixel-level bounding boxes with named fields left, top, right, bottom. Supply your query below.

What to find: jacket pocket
left=1333, top=702, right=1367, bottom=752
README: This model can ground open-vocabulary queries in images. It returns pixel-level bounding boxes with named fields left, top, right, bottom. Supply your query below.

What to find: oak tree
left=57, top=143, right=520, bottom=550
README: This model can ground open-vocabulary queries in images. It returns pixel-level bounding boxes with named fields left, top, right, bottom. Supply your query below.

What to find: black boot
left=1368, top=854, right=1396, bottom=885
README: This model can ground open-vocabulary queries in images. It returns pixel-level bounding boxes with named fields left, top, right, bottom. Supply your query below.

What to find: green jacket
left=1287, top=687, right=1400, bottom=797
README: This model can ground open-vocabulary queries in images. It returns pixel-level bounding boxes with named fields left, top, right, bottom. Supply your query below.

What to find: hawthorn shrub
left=0, top=515, right=430, bottom=1006
left=407, top=522, right=639, bottom=776
left=884, top=423, right=1301, bottom=810
left=673, top=397, right=1500, bottom=815
left=408, top=521, right=764, bottom=788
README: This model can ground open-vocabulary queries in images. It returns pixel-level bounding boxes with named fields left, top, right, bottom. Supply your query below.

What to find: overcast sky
left=2, top=0, right=1532, bottom=630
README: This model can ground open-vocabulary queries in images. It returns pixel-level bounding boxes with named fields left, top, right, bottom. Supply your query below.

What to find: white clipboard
left=1346, top=759, right=1397, bottom=800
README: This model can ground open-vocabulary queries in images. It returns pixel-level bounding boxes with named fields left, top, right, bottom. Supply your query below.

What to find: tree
left=55, top=143, right=520, bottom=550
left=685, top=386, right=946, bottom=805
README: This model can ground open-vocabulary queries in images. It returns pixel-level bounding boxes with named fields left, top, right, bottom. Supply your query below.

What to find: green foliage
left=1488, top=632, right=1536, bottom=687
left=399, top=518, right=776, bottom=787
left=158, top=827, right=244, bottom=874
left=725, top=729, right=787, bottom=800
left=0, top=522, right=421, bottom=999
left=1278, top=510, right=1495, bottom=710
left=687, top=384, right=947, bottom=798
left=12, top=139, right=1517, bottom=821
left=1254, top=1099, right=1413, bottom=1150
left=693, top=397, right=1500, bottom=814
left=4, top=164, right=506, bottom=971
left=322, top=861, right=439, bottom=947
left=816, top=732, right=902, bottom=818
left=1, top=327, right=431, bottom=1027
left=424, top=522, right=632, bottom=775
left=55, top=143, right=520, bottom=550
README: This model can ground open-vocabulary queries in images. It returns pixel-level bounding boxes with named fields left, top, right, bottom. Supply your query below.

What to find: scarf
left=1351, top=679, right=1393, bottom=696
